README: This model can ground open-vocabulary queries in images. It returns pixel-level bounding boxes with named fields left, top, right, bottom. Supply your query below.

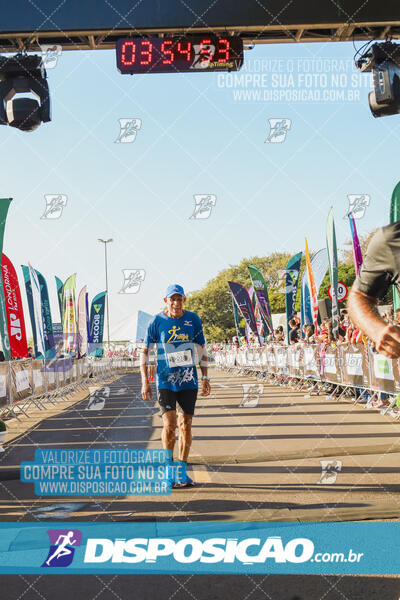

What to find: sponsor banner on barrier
left=303, top=345, right=320, bottom=379
left=0, top=362, right=8, bottom=409
left=10, top=359, right=33, bottom=403
left=368, top=348, right=400, bottom=394
left=287, top=345, right=302, bottom=378
left=0, top=522, right=399, bottom=574
left=340, top=343, right=369, bottom=388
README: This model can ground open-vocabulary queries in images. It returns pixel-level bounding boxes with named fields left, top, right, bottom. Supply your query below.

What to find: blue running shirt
left=143, top=310, right=206, bottom=391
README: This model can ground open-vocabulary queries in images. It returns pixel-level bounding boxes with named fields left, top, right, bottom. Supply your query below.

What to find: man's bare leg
left=162, top=411, right=177, bottom=455
left=178, top=413, right=193, bottom=462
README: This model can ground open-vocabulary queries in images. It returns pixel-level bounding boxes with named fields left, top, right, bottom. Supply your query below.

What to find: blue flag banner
left=228, top=281, right=260, bottom=342
left=21, top=265, right=38, bottom=357
left=0, top=522, right=399, bottom=574
left=136, top=310, right=154, bottom=343
left=89, top=291, right=106, bottom=356
left=301, top=248, right=329, bottom=333
left=35, top=269, right=56, bottom=359
left=284, top=252, right=302, bottom=341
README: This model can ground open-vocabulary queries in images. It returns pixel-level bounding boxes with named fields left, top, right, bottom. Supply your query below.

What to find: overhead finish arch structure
left=0, top=0, right=400, bottom=52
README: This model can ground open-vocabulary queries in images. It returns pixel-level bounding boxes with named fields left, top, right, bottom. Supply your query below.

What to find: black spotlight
left=356, top=41, right=400, bottom=118
left=0, top=53, right=51, bottom=132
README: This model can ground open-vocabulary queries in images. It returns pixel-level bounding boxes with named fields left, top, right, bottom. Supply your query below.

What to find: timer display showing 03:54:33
left=116, top=35, right=243, bottom=74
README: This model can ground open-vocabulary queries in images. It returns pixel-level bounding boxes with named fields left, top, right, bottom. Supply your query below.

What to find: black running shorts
left=157, top=388, right=198, bottom=416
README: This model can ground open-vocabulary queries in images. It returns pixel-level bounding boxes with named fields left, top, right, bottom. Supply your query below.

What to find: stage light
left=0, top=53, right=51, bottom=132
left=356, top=41, right=400, bottom=118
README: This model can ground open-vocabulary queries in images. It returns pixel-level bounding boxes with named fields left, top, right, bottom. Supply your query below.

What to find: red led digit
left=200, top=39, right=214, bottom=63
left=121, top=40, right=136, bottom=66
left=217, top=38, right=230, bottom=62
left=177, top=40, right=192, bottom=62
left=161, top=39, right=174, bottom=64
left=140, top=39, right=153, bottom=65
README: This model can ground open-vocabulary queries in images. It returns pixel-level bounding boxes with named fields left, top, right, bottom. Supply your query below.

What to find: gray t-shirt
left=353, top=222, right=400, bottom=298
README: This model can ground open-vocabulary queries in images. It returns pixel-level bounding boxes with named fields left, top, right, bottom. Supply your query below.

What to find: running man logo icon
left=115, top=118, right=142, bottom=143
left=42, top=529, right=82, bottom=567
left=86, top=386, right=110, bottom=411
left=190, top=195, right=217, bottom=219
left=119, top=269, right=146, bottom=294
left=240, top=383, right=263, bottom=408
left=265, top=118, right=291, bottom=143
left=41, top=194, right=67, bottom=220
left=40, top=44, right=62, bottom=69
left=345, top=194, right=370, bottom=219
left=318, top=460, right=342, bottom=485
left=191, top=43, right=215, bottom=69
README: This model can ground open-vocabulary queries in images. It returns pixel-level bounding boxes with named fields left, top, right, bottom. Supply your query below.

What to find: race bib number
left=167, top=350, right=193, bottom=368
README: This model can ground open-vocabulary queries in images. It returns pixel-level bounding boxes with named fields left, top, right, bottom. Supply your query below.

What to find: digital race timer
left=116, top=35, right=243, bottom=74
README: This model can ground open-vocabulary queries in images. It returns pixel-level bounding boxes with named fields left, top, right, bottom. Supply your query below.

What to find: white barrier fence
left=0, top=357, right=138, bottom=420
left=214, top=343, right=400, bottom=398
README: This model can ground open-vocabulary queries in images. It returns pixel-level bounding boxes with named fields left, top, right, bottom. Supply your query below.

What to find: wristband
left=201, top=376, right=210, bottom=381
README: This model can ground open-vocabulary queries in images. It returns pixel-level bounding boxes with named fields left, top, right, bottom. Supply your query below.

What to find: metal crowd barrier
left=214, top=343, right=400, bottom=417
left=0, top=356, right=137, bottom=421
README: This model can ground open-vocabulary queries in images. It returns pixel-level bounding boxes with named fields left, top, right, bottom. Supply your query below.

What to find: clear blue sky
left=2, top=39, right=399, bottom=339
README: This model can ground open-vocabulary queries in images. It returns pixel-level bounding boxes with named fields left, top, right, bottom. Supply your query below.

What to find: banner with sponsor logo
left=55, top=276, right=63, bottom=321
left=348, top=212, right=363, bottom=276
left=23, top=264, right=46, bottom=358
left=62, top=274, right=77, bottom=356
left=0, top=198, right=12, bottom=360
left=305, top=239, right=319, bottom=336
left=248, top=265, right=273, bottom=334
left=326, top=208, right=339, bottom=338
left=390, top=181, right=400, bottom=311
left=77, top=285, right=88, bottom=357
left=1, top=254, right=28, bottom=358
left=89, top=291, right=106, bottom=356
left=35, top=269, right=56, bottom=359
left=284, top=252, right=302, bottom=342
left=228, top=281, right=260, bottom=343
left=300, top=248, right=328, bottom=334
left=231, top=293, right=241, bottom=338
left=22, top=265, right=38, bottom=357
left=248, top=285, right=263, bottom=337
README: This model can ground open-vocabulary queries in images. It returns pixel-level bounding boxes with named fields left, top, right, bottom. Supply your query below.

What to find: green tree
left=318, top=263, right=356, bottom=299
left=185, top=252, right=298, bottom=342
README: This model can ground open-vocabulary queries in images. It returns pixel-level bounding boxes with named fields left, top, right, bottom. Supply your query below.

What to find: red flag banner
left=1, top=253, right=28, bottom=358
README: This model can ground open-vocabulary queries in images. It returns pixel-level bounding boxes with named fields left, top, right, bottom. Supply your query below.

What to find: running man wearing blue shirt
left=140, top=284, right=211, bottom=487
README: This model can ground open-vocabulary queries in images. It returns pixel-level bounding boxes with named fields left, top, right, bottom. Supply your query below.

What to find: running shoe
left=173, top=475, right=196, bottom=489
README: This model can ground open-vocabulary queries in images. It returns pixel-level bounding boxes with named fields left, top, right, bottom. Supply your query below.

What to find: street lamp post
left=98, top=238, right=113, bottom=355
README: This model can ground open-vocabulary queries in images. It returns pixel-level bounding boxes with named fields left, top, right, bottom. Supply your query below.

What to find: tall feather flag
left=284, top=252, right=302, bottom=342
left=248, top=265, right=273, bottom=334
left=348, top=212, right=363, bottom=276
left=0, top=199, right=12, bottom=359
left=326, top=208, right=339, bottom=337
left=304, top=239, right=319, bottom=334
left=231, top=292, right=241, bottom=338
left=228, top=281, right=260, bottom=344
left=77, top=285, right=88, bottom=357
left=390, top=181, right=400, bottom=310
left=55, top=276, right=64, bottom=321
left=300, top=248, right=328, bottom=333
left=62, top=274, right=77, bottom=355
left=1, top=254, right=28, bottom=358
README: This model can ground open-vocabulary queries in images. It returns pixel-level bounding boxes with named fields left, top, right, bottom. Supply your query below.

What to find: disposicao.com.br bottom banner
left=0, top=522, right=397, bottom=575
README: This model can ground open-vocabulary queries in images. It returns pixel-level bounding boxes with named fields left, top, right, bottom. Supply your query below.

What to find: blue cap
left=165, top=284, right=185, bottom=298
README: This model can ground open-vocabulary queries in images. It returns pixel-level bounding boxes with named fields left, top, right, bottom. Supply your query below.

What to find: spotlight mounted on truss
left=356, top=41, right=400, bottom=118
left=0, top=53, right=51, bottom=132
